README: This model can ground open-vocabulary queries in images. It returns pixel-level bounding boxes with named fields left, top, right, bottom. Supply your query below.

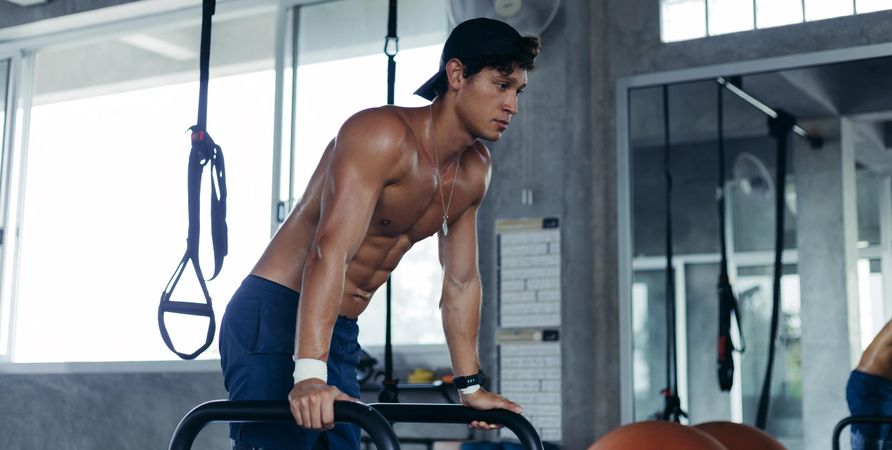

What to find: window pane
left=293, top=0, right=448, bottom=346
left=0, top=58, right=8, bottom=357
left=804, top=0, right=854, bottom=21
left=756, top=0, right=804, bottom=28
left=662, top=0, right=708, bottom=42
left=857, top=0, right=892, bottom=13
left=708, top=0, right=756, bottom=35
left=631, top=270, right=667, bottom=421
left=736, top=265, right=802, bottom=439
left=12, top=10, right=276, bottom=362
left=857, top=259, right=885, bottom=351
left=856, top=168, right=881, bottom=247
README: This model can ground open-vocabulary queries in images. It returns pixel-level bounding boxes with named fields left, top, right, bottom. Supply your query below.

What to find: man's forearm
left=440, top=277, right=483, bottom=376
left=295, top=249, right=347, bottom=361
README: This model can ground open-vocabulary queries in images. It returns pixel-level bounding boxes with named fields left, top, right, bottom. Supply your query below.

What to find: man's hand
left=460, top=388, right=524, bottom=430
left=288, top=378, right=360, bottom=431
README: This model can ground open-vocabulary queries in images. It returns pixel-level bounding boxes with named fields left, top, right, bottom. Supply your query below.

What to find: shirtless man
left=219, top=18, right=540, bottom=449
left=848, top=319, right=892, bottom=450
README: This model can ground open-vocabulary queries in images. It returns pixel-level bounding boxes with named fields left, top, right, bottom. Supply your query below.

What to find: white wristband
left=458, top=385, right=481, bottom=396
left=293, top=358, right=328, bottom=384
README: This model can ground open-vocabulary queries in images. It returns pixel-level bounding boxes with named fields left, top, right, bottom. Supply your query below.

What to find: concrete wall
left=0, top=372, right=230, bottom=450
left=477, top=1, right=600, bottom=448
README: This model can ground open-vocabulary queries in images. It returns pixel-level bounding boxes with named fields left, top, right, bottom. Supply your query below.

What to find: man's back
left=859, top=319, right=892, bottom=379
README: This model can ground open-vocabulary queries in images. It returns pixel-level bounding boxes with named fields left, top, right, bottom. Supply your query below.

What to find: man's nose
left=504, top=95, right=518, bottom=114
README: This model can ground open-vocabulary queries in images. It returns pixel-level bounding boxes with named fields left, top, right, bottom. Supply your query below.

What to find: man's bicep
left=312, top=159, right=383, bottom=254
left=313, top=137, right=399, bottom=256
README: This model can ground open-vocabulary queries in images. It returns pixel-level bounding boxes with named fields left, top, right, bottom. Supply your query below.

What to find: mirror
left=624, top=54, right=892, bottom=449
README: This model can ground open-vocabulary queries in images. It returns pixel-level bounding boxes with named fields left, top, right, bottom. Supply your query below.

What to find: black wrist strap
left=453, top=370, right=484, bottom=389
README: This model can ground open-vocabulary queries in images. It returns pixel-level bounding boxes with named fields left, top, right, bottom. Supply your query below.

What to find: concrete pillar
left=794, top=118, right=859, bottom=450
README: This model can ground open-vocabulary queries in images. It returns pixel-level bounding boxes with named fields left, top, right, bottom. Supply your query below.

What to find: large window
left=9, top=8, right=277, bottom=362
left=1, top=0, right=452, bottom=364
left=661, top=0, right=892, bottom=42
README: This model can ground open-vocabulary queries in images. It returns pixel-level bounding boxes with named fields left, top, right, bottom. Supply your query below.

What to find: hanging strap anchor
left=379, top=0, right=400, bottom=403
left=158, top=0, right=228, bottom=360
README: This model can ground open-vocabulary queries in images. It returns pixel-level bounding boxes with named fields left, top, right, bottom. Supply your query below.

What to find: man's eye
left=497, top=83, right=509, bottom=90
left=516, top=89, right=525, bottom=96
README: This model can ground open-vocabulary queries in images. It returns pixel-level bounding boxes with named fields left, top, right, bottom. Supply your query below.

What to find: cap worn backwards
left=414, top=18, right=524, bottom=101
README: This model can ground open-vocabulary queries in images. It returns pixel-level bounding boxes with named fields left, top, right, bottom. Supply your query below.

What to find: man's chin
left=485, top=131, right=504, bottom=142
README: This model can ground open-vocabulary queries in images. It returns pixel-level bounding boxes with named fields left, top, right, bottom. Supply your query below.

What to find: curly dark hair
left=433, top=36, right=540, bottom=98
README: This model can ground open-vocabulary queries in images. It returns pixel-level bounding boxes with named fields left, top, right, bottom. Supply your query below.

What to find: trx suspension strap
left=379, top=0, right=400, bottom=404
left=158, top=0, right=228, bottom=360
left=755, top=109, right=795, bottom=429
left=659, top=85, right=686, bottom=422
left=716, top=82, right=746, bottom=392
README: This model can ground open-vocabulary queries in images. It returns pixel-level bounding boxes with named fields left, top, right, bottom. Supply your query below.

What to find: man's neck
left=430, top=99, right=477, bottom=163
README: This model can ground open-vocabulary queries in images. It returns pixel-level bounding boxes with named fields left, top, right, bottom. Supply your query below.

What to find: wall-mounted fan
left=732, top=152, right=774, bottom=200
left=448, top=0, right=561, bottom=36
left=731, top=152, right=796, bottom=215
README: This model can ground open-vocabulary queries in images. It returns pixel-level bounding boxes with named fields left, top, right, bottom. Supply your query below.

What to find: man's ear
left=444, top=58, right=465, bottom=92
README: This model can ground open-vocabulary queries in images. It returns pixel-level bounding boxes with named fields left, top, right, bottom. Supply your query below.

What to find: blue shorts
left=219, top=275, right=362, bottom=450
left=847, top=369, right=892, bottom=450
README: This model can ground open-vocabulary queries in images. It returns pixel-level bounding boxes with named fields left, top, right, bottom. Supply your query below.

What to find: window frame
left=661, top=0, right=888, bottom=43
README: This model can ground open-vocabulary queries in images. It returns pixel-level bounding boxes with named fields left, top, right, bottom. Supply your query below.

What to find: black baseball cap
left=414, top=18, right=525, bottom=101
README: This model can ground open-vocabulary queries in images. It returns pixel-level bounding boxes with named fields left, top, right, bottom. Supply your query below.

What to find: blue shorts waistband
left=241, top=275, right=358, bottom=331
left=243, top=274, right=300, bottom=299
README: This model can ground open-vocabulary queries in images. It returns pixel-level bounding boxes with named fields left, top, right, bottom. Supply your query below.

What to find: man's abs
left=251, top=218, right=415, bottom=319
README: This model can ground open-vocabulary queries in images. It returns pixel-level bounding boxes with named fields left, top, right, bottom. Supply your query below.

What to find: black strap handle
left=158, top=0, right=228, bottom=360
left=755, top=109, right=795, bottom=429
left=659, top=85, right=686, bottom=422
left=168, top=400, right=400, bottom=450
left=716, top=81, right=746, bottom=392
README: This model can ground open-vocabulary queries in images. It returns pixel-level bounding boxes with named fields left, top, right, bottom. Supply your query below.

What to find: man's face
left=456, top=66, right=528, bottom=141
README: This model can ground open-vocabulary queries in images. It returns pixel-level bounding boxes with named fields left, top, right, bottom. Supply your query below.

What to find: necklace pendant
left=442, top=217, right=449, bottom=236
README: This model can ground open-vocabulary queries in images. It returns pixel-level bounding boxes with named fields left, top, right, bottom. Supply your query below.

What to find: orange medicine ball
left=693, top=421, right=786, bottom=450
left=588, top=421, right=728, bottom=450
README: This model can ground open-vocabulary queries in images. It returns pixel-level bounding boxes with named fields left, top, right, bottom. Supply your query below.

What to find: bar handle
left=168, top=400, right=399, bottom=450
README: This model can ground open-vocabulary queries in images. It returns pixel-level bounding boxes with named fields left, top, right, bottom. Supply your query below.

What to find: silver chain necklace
left=429, top=103, right=460, bottom=236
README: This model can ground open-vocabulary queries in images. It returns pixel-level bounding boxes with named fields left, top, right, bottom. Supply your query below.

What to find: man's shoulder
left=336, top=106, right=417, bottom=157
left=469, top=141, right=491, bottom=161
left=342, top=106, right=415, bottom=138
left=462, top=141, right=493, bottom=173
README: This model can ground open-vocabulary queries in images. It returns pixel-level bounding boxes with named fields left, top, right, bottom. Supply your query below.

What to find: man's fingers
left=469, top=420, right=504, bottom=430
left=501, top=398, right=523, bottom=414
left=309, top=396, right=324, bottom=430
left=321, top=395, right=336, bottom=430
left=291, top=402, right=304, bottom=427
left=299, top=400, right=313, bottom=429
left=335, top=391, right=361, bottom=403
left=470, top=419, right=505, bottom=430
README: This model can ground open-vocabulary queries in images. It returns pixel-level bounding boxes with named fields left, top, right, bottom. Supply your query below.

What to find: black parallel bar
left=168, top=400, right=399, bottom=450
left=370, top=403, right=543, bottom=450
left=832, top=416, right=892, bottom=450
